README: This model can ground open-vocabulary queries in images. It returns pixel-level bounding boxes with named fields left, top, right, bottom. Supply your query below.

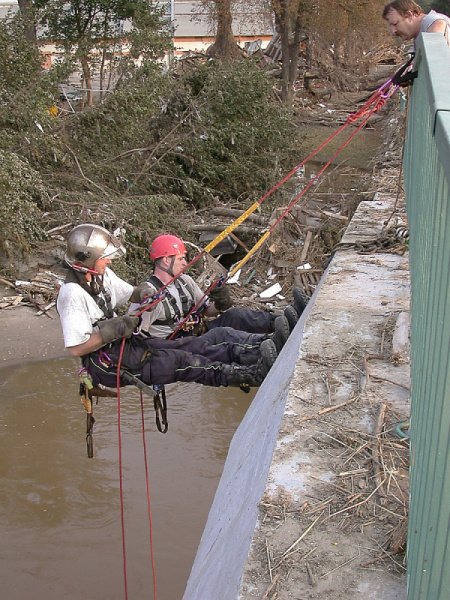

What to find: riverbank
left=0, top=298, right=64, bottom=366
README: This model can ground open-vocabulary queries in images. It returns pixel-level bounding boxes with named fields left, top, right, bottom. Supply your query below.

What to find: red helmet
left=150, top=234, right=187, bottom=260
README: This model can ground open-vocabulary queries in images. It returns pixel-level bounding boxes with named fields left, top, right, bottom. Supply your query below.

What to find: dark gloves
left=129, top=282, right=155, bottom=304
left=97, top=316, right=140, bottom=344
left=209, top=285, right=233, bottom=312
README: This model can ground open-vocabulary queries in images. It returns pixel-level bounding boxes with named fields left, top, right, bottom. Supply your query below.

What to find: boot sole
left=273, top=316, right=290, bottom=352
left=284, top=305, right=299, bottom=332
left=293, top=288, right=309, bottom=316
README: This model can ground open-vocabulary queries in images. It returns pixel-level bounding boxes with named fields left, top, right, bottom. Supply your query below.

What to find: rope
left=133, top=70, right=401, bottom=325
left=116, top=337, right=129, bottom=600
left=115, top=338, right=159, bottom=600
left=140, top=391, right=158, bottom=599
left=168, top=95, right=387, bottom=338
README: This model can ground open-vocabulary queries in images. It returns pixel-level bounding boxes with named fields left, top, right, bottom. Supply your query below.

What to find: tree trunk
left=206, top=0, right=241, bottom=61
left=80, top=55, right=93, bottom=107
left=17, top=0, right=37, bottom=44
left=272, top=0, right=303, bottom=105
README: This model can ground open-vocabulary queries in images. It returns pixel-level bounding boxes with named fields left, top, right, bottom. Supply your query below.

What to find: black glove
left=129, top=282, right=155, bottom=303
left=97, top=316, right=140, bottom=344
left=209, top=285, right=233, bottom=312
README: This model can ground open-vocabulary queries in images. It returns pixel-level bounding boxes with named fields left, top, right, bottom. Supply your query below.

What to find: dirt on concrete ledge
left=239, top=196, right=410, bottom=600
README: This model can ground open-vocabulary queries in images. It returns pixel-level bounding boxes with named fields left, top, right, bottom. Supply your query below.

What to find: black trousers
left=83, top=329, right=263, bottom=388
left=206, top=307, right=275, bottom=333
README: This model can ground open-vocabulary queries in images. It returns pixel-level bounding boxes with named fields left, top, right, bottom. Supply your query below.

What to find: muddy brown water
left=0, top=357, right=254, bottom=600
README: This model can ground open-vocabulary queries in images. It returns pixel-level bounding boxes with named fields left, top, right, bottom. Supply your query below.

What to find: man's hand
left=129, top=283, right=155, bottom=303
left=209, top=286, right=233, bottom=311
left=97, top=316, right=140, bottom=344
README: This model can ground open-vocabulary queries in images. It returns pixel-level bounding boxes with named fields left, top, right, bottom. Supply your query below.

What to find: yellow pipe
left=203, top=201, right=261, bottom=254
left=228, top=230, right=271, bottom=277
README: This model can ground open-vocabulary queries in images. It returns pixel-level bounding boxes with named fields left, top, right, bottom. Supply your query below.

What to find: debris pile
left=0, top=271, right=63, bottom=317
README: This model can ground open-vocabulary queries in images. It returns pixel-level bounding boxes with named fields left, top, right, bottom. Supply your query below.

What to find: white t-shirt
left=129, top=273, right=207, bottom=338
left=421, top=10, right=450, bottom=44
left=57, top=268, right=133, bottom=348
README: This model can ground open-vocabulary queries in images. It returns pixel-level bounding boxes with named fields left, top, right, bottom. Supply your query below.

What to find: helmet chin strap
left=70, top=262, right=99, bottom=275
left=157, top=256, right=176, bottom=277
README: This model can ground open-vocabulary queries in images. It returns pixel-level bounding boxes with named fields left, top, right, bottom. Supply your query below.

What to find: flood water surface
left=0, top=358, right=253, bottom=600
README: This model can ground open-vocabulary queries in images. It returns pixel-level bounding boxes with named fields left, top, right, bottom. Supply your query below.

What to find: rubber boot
left=223, top=339, right=277, bottom=387
left=284, top=305, right=299, bottom=332
left=232, top=343, right=261, bottom=366
left=270, top=315, right=290, bottom=353
left=293, top=287, right=309, bottom=316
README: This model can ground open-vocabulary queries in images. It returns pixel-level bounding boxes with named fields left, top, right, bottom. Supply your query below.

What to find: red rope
left=116, top=337, right=129, bottom=600
left=133, top=78, right=397, bottom=323
left=108, top=71, right=401, bottom=600
left=167, top=96, right=384, bottom=339
left=115, top=339, right=159, bottom=600
left=269, top=111, right=374, bottom=232
left=140, top=391, right=158, bottom=599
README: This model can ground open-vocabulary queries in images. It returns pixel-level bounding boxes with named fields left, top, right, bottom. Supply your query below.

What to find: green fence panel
left=403, top=34, right=450, bottom=600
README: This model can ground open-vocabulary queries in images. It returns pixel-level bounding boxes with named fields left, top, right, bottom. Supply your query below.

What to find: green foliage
left=0, top=150, right=48, bottom=254
left=109, top=193, right=189, bottom=283
left=155, top=59, right=301, bottom=206
left=0, top=12, right=302, bottom=276
left=69, top=62, right=169, bottom=158
left=39, top=0, right=172, bottom=91
left=0, top=12, right=72, bottom=157
left=62, top=58, right=301, bottom=210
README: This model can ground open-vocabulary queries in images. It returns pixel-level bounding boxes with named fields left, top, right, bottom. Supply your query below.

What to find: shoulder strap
left=147, top=274, right=181, bottom=325
left=64, top=268, right=114, bottom=319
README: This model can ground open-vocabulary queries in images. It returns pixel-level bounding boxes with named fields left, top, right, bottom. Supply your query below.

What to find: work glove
left=129, top=282, right=155, bottom=304
left=97, top=316, right=140, bottom=344
left=209, top=285, right=233, bottom=312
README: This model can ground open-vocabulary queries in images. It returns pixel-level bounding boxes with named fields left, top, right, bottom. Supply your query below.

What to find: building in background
left=0, top=0, right=273, bottom=61
left=165, top=0, right=273, bottom=56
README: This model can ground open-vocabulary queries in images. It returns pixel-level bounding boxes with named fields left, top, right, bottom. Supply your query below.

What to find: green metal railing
left=403, top=34, right=450, bottom=600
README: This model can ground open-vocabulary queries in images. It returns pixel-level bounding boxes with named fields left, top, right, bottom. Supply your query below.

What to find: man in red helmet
left=130, top=233, right=308, bottom=350
left=57, top=224, right=278, bottom=390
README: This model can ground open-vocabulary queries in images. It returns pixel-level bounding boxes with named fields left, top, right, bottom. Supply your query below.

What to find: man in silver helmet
left=57, top=223, right=278, bottom=390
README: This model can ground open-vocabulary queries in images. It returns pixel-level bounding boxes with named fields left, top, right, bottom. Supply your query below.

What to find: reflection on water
left=0, top=358, right=253, bottom=600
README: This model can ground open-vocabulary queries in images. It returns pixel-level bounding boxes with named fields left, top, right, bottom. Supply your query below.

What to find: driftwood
left=189, top=224, right=262, bottom=234
left=372, top=403, right=387, bottom=497
left=210, top=206, right=268, bottom=225
left=389, top=519, right=408, bottom=554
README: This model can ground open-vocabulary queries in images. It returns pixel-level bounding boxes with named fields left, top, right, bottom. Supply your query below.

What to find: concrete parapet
left=184, top=196, right=410, bottom=600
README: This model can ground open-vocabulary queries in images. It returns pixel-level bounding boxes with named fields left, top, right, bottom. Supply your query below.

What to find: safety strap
left=153, top=385, right=168, bottom=433
left=120, top=368, right=169, bottom=434
left=79, top=367, right=95, bottom=458
left=147, top=274, right=194, bottom=327
left=65, top=268, right=114, bottom=318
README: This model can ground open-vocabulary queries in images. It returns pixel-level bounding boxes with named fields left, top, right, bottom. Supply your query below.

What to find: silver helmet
left=64, top=224, right=126, bottom=272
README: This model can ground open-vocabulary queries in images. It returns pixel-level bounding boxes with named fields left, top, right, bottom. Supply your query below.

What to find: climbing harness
left=146, top=274, right=206, bottom=337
